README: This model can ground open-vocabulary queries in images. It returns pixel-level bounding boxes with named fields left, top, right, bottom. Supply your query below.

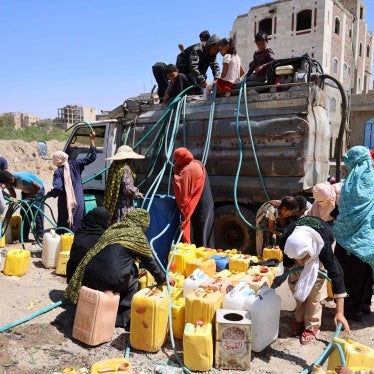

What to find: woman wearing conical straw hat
left=104, top=145, right=145, bottom=225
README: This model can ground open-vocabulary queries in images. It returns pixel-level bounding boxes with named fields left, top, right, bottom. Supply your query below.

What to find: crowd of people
left=152, top=29, right=275, bottom=103
left=1, top=28, right=374, bottom=372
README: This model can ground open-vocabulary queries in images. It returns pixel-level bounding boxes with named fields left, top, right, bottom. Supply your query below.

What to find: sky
left=0, top=0, right=373, bottom=119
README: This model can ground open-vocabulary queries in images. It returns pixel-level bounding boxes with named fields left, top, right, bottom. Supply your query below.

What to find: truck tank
left=62, top=56, right=347, bottom=253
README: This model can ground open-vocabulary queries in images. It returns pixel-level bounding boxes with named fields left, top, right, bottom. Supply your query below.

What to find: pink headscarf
left=52, top=151, right=77, bottom=227
left=307, top=181, right=341, bottom=221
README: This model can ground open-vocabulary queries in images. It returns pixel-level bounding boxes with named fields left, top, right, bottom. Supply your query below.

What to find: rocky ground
left=0, top=140, right=373, bottom=374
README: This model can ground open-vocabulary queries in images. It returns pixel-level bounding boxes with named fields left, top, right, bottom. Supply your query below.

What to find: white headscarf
left=52, top=151, right=77, bottom=227
left=284, top=226, right=324, bottom=302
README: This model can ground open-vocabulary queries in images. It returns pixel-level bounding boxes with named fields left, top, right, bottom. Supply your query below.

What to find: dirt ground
left=0, top=140, right=374, bottom=374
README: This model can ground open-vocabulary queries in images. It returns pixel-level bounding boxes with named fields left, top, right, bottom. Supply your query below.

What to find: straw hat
left=106, top=145, right=145, bottom=160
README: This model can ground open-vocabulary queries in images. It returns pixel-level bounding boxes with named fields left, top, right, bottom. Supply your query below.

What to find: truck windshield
left=65, top=126, right=106, bottom=160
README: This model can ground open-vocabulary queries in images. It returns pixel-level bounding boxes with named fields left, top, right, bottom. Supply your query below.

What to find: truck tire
left=214, top=204, right=256, bottom=254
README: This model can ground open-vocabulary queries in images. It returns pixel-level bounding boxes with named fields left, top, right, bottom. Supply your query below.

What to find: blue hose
left=0, top=300, right=65, bottom=333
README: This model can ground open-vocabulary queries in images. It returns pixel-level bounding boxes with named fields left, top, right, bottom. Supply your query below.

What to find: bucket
left=140, top=194, right=180, bottom=268
left=211, top=254, right=229, bottom=272
left=84, top=194, right=97, bottom=214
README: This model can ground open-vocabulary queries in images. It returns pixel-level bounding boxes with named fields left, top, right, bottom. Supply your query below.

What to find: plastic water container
left=130, top=286, right=169, bottom=352
left=60, top=233, right=74, bottom=252
left=211, top=254, right=230, bottom=271
left=55, top=251, right=70, bottom=276
left=248, top=265, right=276, bottom=287
left=3, top=249, right=31, bottom=276
left=262, top=246, right=283, bottom=262
left=215, top=269, right=246, bottom=285
left=229, top=254, right=258, bottom=272
left=200, top=277, right=233, bottom=295
left=72, top=287, right=120, bottom=346
left=185, top=288, right=223, bottom=325
left=195, top=247, right=217, bottom=259
left=244, top=286, right=281, bottom=352
left=169, top=271, right=185, bottom=288
left=171, top=297, right=185, bottom=339
left=42, top=229, right=61, bottom=269
left=169, top=244, right=197, bottom=275
left=327, top=337, right=374, bottom=371
left=183, top=269, right=209, bottom=297
left=185, top=257, right=216, bottom=278
left=183, top=322, right=213, bottom=371
left=10, top=214, right=22, bottom=242
left=91, top=358, right=132, bottom=374
left=223, top=282, right=255, bottom=310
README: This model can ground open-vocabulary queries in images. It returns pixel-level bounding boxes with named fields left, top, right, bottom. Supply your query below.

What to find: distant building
left=1, top=112, right=40, bottom=129
left=55, top=105, right=96, bottom=130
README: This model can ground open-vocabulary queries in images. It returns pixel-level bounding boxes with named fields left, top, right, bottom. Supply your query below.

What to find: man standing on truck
left=187, top=34, right=221, bottom=94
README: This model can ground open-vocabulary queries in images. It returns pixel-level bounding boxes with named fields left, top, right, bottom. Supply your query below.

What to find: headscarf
left=284, top=225, right=324, bottom=302
left=103, top=160, right=128, bottom=222
left=73, top=207, right=111, bottom=249
left=333, top=146, right=374, bottom=276
left=52, top=151, right=77, bottom=227
left=64, top=208, right=153, bottom=304
left=308, top=181, right=341, bottom=221
left=173, top=147, right=206, bottom=243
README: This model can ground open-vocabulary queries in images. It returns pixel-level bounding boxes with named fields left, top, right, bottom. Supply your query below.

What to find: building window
left=348, top=66, right=351, bottom=76
left=296, top=9, right=312, bottom=31
left=367, top=45, right=370, bottom=58
left=359, top=43, right=362, bottom=57
left=259, top=18, right=272, bottom=36
left=348, top=28, right=352, bottom=38
left=333, top=58, right=339, bottom=74
left=343, top=63, right=348, bottom=78
left=360, top=7, right=364, bottom=19
left=358, top=78, right=361, bottom=90
left=334, top=17, right=340, bottom=35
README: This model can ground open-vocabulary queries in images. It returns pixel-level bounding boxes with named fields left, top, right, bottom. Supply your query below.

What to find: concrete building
left=1, top=112, right=40, bottom=129
left=231, top=0, right=373, bottom=151
left=56, top=105, right=97, bottom=130
left=232, top=0, right=373, bottom=94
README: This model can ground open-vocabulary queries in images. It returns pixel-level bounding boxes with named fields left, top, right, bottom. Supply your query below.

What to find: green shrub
left=0, top=117, right=68, bottom=142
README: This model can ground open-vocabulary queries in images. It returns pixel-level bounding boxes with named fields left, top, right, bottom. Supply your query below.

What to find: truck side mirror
left=37, top=141, right=49, bottom=159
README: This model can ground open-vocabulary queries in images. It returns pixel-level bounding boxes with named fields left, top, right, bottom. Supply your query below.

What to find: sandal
left=301, top=329, right=320, bottom=345
left=290, top=320, right=305, bottom=337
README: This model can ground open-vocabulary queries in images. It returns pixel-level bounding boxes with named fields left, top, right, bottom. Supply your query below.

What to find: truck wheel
left=214, top=204, right=256, bottom=254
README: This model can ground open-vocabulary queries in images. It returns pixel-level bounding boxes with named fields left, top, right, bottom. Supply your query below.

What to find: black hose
left=320, top=74, right=348, bottom=182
